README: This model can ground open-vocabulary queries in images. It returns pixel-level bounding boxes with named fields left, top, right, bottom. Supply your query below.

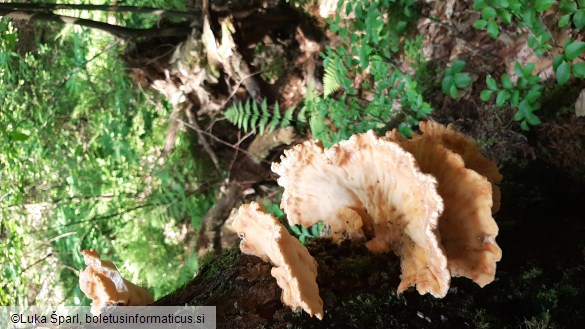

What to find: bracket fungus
left=229, top=202, right=324, bottom=319
left=79, top=249, right=153, bottom=315
left=386, top=128, right=502, bottom=287
left=268, top=123, right=502, bottom=302
left=415, top=121, right=503, bottom=213
left=272, top=131, right=451, bottom=298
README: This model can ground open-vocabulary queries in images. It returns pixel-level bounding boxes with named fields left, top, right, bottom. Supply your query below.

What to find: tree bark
left=0, top=9, right=191, bottom=39
left=0, top=3, right=199, bottom=20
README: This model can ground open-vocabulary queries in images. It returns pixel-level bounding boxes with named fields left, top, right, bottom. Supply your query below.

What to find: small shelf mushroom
left=79, top=249, right=153, bottom=315
left=229, top=202, right=324, bottom=319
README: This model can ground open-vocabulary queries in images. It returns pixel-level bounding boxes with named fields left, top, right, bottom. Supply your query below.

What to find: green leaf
left=555, top=61, right=571, bottom=85
left=565, top=41, right=585, bottom=61
left=574, top=9, right=585, bottom=29
left=514, top=61, right=524, bottom=78
left=282, top=107, right=295, bottom=127
left=9, top=131, right=29, bottom=141
left=482, top=6, right=497, bottom=19
left=499, top=10, right=512, bottom=24
left=449, top=84, right=458, bottom=99
left=553, top=54, right=564, bottom=71
left=442, top=75, right=453, bottom=95
left=480, top=90, right=494, bottom=101
left=496, top=90, right=510, bottom=107
left=517, top=76, right=528, bottom=89
left=486, top=75, right=498, bottom=90
left=534, top=0, right=555, bottom=12
left=473, top=0, right=487, bottom=10
left=474, top=19, right=488, bottom=29
left=451, top=60, right=467, bottom=73
left=573, top=62, right=585, bottom=78
left=522, top=8, right=537, bottom=28
left=259, top=102, right=269, bottom=135
left=310, top=224, right=321, bottom=237
left=510, top=90, right=520, bottom=107
left=242, top=104, right=250, bottom=132
left=558, top=14, right=572, bottom=28
left=525, top=112, right=541, bottom=125
left=290, top=225, right=302, bottom=236
left=518, top=99, right=530, bottom=115
left=487, top=20, right=500, bottom=38
left=501, top=74, right=514, bottom=89
left=526, top=86, right=542, bottom=102
left=299, top=235, right=307, bottom=244
left=250, top=101, right=259, bottom=129
left=559, top=0, right=578, bottom=14
left=523, top=63, right=536, bottom=76
left=454, top=73, right=473, bottom=88
left=269, top=102, right=281, bottom=133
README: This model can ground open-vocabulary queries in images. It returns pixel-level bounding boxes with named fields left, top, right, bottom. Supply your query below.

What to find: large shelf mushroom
left=272, top=131, right=451, bottom=298
left=414, top=121, right=503, bottom=213
left=232, top=121, right=502, bottom=319
left=386, top=129, right=502, bottom=287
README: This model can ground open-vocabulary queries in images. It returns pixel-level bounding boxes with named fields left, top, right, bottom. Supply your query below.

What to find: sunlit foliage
left=1, top=0, right=213, bottom=306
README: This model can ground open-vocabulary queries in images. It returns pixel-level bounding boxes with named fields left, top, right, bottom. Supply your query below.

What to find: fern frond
left=225, top=100, right=297, bottom=134
left=323, top=63, right=341, bottom=97
left=269, top=101, right=281, bottom=133
left=250, top=100, right=259, bottom=129
left=259, top=100, right=270, bottom=135
left=282, top=106, right=295, bottom=127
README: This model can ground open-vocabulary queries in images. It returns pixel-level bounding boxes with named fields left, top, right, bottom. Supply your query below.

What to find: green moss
left=199, top=247, right=240, bottom=275
left=523, top=310, right=554, bottom=329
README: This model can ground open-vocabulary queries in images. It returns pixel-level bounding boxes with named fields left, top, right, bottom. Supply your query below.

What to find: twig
left=173, top=117, right=273, bottom=165
left=220, top=70, right=263, bottom=108
left=58, top=203, right=154, bottom=228
left=195, top=184, right=242, bottom=254
left=227, top=130, right=256, bottom=180
left=20, top=253, right=54, bottom=274
left=185, top=104, right=221, bottom=171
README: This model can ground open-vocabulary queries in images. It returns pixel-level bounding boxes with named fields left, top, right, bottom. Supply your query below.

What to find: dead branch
left=186, top=104, right=221, bottom=171
left=195, top=184, right=242, bottom=255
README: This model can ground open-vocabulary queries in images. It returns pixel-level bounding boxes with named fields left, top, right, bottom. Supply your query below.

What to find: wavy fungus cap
left=387, top=130, right=502, bottom=287
left=272, top=131, right=450, bottom=298
left=229, top=202, right=324, bottom=319
left=79, top=250, right=153, bottom=315
left=416, top=121, right=503, bottom=213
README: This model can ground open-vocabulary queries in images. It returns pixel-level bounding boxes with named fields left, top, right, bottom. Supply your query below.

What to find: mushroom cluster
left=231, top=121, right=502, bottom=319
